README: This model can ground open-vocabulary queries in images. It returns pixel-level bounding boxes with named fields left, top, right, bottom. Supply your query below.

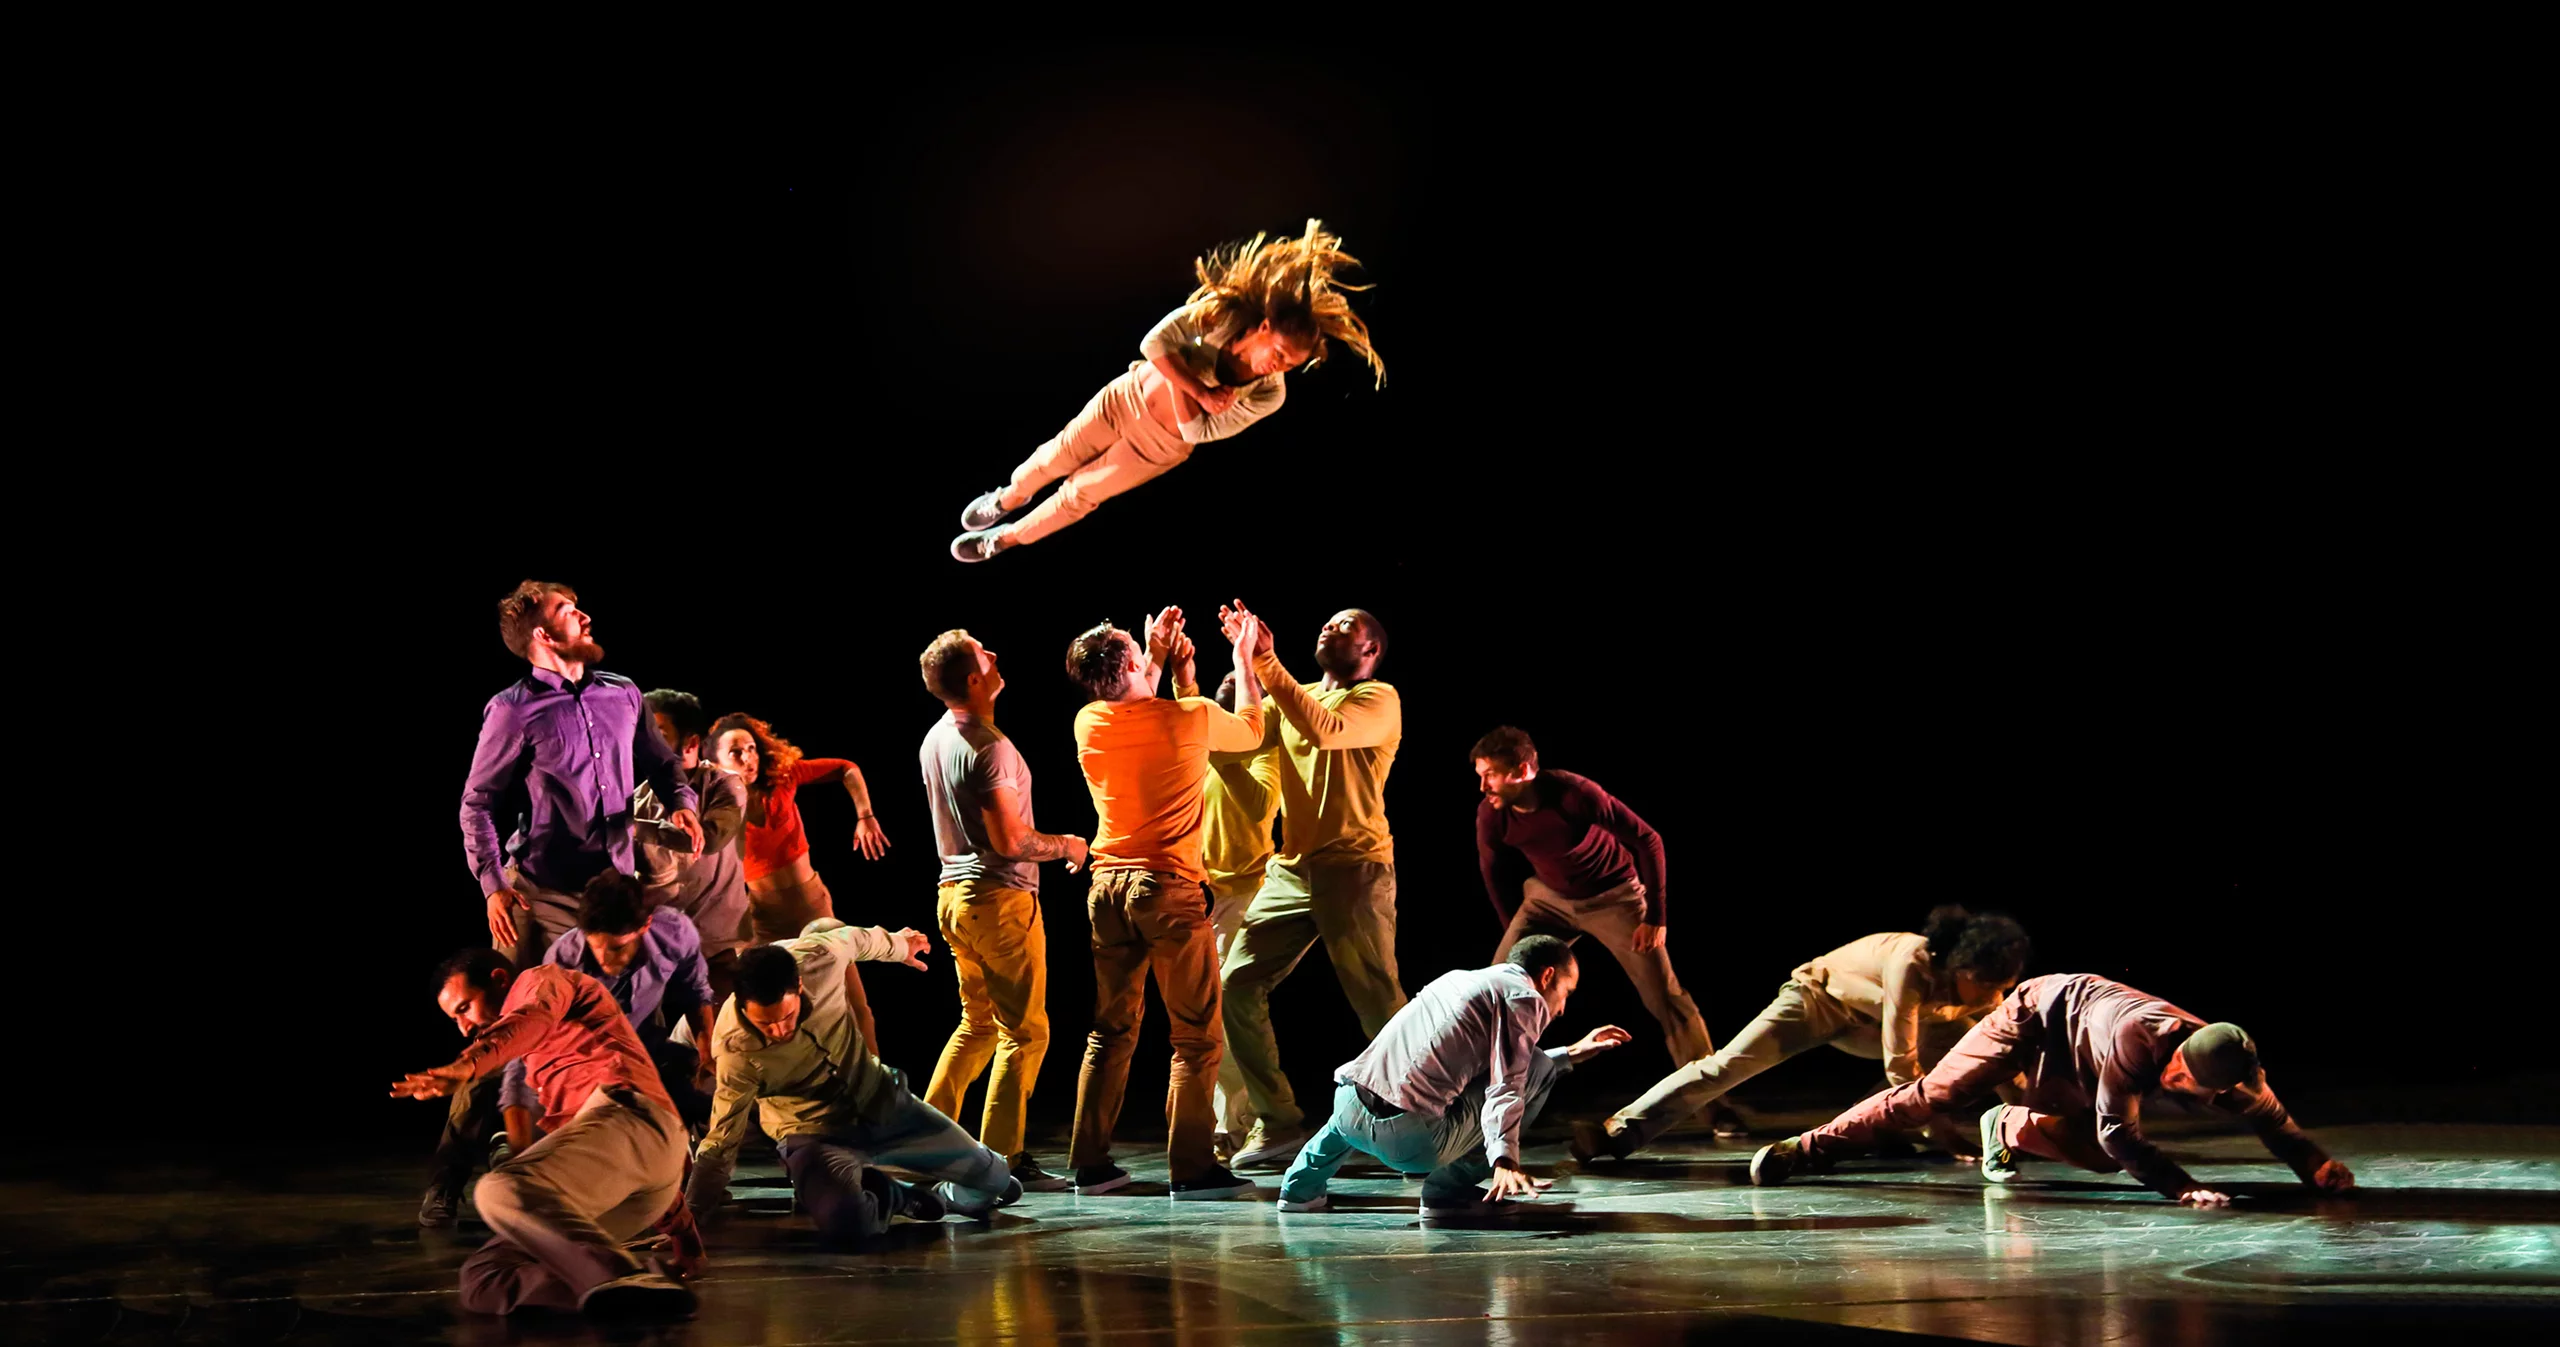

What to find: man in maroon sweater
left=1749, top=972, right=2357, bottom=1205
left=393, top=949, right=698, bottom=1320
left=1473, top=727, right=1712, bottom=1067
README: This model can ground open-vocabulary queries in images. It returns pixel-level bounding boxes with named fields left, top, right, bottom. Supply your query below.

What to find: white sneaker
left=1276, top=1194, right=1330, bottom=1212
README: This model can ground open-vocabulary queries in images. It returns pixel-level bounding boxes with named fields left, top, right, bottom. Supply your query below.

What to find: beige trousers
left=1495, top=877, right=1713, bottom=1065
left=997, top=363, right=1194, bottom=547
left=460, top=1086, right=685, bottom=1314
left=1220, top=859, right=1405, bottom=1131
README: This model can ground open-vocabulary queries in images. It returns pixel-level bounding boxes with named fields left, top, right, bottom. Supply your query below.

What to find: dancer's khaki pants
left=1609, top=979, right=1861, bottom=1149
left=1205, top=872, right=1261, bottom=1139
left=1220, top=859, right=1405, bottom=1131
left=1494, top=877, right=1713, bottom=1066
left=460, top=1086, right=684, bottom=1315
left=997, top=363, right=1194, bottom=547
left=1069, top=869, right=1225, bottom=1183
left=925, top=880, right=1051, bottom=1160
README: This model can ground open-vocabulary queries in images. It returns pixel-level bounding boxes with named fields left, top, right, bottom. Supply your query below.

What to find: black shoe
left=901, top=1179, right=950, bottom=1222
left=1075, top=1164, right=1133, bottom=1194
left=580, top=1272, right=698, bottom=1321
left=1170, top=1166, right=1257, bottom=1201
left=1569, top=1120, right=1632, bottom=1163
left=1010, top=1154, right=1074, bottom=1192
left=418, top=1185, right=460, bottom=1228
left=1749, top=1139, right=1802, bottom=1187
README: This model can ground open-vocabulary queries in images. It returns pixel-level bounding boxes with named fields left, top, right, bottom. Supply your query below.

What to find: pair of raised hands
left=1142, top=600, right=1272, bottom=685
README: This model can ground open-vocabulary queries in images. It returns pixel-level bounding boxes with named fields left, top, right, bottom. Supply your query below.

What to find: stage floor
left=7, top=1123, right=2556, bottom=1345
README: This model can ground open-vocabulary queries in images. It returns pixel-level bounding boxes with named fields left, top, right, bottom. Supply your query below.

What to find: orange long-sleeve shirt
left=1074, top=695, right=1264, bottom=882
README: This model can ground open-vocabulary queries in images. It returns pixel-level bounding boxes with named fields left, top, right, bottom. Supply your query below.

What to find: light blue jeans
left=1278, top=1049, right=1567, bottom=1205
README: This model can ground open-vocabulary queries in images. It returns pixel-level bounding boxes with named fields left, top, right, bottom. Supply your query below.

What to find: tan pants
left=1205, top=871, right=1262, bottom=1139
left=460, top=1086, right=684, bottom=1315
left=1069, top=869, right=1224, bottom=1182
left=1220, top=859, right=1405, bottom=1131
left=924, top=880, right=1051, bottom=1160
left=1608, top=979, right=1860, bottom=1150
left=997, top=363, right=1194, bottom=547
left=1495, top=877, right=1712, bottom=1066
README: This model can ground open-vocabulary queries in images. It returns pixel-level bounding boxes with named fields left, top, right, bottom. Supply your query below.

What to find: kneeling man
left=1275, top=935, right=1629, bottom=1215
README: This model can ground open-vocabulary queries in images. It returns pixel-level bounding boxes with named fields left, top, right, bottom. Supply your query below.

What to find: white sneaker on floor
left=1276, top=1194, right=1330, bottom=1212
left=1230, top=1122, right=1310, bottom=1171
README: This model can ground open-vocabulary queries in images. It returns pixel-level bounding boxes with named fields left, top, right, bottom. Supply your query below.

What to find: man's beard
left=1313, top=644, right=1355, bottom=679
left=547, top=624, right=605, bottom=663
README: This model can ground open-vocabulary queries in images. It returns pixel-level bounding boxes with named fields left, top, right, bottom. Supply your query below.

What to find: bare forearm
left=841, top=769, right=877, bottom=821
left=502, top=1106, right=535, bottom=1153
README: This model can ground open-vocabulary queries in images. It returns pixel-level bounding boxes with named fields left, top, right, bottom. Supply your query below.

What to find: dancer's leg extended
left=969, top=367, right=1192, bottom=552
left=1604, top=980, right=1857, bottom=1154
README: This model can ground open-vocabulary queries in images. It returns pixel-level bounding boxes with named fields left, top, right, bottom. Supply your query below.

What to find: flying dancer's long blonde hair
left=1186, top=219, right=1385, bottom=387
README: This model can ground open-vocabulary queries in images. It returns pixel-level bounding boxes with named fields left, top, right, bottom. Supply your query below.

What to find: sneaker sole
left=1017, top=1176, right=1075, bottom=1192
left=1075, top=1173, right=1135, bottom=1195
left=1230, top=1143, right=1307, bottom=1171
left=1170, top=1183, right=1259, bottom=1202
left=1748, top=1145, right=1787, bottom=1186
left=1276, top=1197, right=1329, bottom=1212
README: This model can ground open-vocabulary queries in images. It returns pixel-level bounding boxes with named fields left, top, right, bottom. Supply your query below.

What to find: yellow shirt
left=1251, top=650, right=1401, bottom=867
left=1203, top=743, right=1282, bottom=891
left=1074, top=694, right=1264, bottom=882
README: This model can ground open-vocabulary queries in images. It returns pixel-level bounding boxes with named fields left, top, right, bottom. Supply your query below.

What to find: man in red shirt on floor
left=1748, top=972, right=2357, bottom=1206
left=393, top=949, right=698, bottom=1321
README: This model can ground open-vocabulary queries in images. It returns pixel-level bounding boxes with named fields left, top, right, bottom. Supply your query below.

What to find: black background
left=114, top=46, right=2542, bottom=1152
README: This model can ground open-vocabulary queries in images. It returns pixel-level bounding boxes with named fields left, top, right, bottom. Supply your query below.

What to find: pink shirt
left=452, top=965, right=674, bottom=1133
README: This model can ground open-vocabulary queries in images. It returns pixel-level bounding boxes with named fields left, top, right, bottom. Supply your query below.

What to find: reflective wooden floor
left=6, top=1123, right=2556, bottom=1344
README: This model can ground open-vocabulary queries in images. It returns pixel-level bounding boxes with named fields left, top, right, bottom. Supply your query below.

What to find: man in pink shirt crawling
left=393, top=949, right=697, bottom=1322
left=1749, top=972, right=2357, bottom=1206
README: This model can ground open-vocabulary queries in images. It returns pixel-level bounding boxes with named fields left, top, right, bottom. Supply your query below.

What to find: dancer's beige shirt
left=1790, top=933, right=1984, bottom=1087
left=1139, top=307, right=1287, bottom=443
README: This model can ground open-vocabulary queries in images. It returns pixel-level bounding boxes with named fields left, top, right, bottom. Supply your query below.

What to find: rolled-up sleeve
left=460, top=699, right=529, bottom=896
left=688, top=1048, right=761, bottom=1214
left=1475, top=993, right=1549, bottom=1167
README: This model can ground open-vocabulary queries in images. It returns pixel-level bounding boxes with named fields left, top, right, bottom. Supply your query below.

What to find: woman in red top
left=708, top=713, right=895, bottom=1052
left=707, top=714, right=892, bottom=942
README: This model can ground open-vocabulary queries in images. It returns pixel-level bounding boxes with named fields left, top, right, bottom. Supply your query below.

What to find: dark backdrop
left=114, top=46, right=2538, bottom=1152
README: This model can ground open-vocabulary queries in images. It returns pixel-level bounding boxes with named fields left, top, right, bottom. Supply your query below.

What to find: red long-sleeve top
left=741, top=758, right=853, bottom=882
left=450, top=965, right=675, bottom=1134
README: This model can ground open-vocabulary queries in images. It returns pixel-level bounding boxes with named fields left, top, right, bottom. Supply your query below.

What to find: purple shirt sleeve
left=498, top=1058, right=536, bottom=1113
left=1563, top=777, right=1668, bottom=924
left=460, top=696, right=530, bottom=896
left=659, top=911, right=714, bottom=1017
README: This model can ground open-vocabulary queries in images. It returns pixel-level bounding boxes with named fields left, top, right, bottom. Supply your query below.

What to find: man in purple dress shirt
left=461, top=580, right=702, bottom=965
left=1472, top=727, right=1713, bottom=1069
left=434, top=580, right=703, bottom=1227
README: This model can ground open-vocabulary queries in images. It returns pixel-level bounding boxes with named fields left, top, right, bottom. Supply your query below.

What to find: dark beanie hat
left=2180, top=1022, right=2258, bottom=1090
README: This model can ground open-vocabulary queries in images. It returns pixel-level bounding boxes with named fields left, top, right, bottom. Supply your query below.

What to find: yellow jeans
left=924, top=880, right=1051, bottom=1159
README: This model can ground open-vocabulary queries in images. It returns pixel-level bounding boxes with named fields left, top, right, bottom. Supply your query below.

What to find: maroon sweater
left=1475, top=769, right=1668, bottom=926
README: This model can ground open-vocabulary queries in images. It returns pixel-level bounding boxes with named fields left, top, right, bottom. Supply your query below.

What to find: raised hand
left=1567, top=1024, right=1634, bottom=1064
left=1145, top=606, right=1186, bottom=663
left=390, top=1062, right=474, bottom=1100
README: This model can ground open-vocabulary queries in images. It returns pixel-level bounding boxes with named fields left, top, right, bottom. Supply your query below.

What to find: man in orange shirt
left=1064, top=606, right=1265, bottom=1199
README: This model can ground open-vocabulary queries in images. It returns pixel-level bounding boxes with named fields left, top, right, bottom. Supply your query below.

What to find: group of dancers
left=405, top=576, right=2356, bottom=1322
left=400, top=225, right=2346, bottom=1322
